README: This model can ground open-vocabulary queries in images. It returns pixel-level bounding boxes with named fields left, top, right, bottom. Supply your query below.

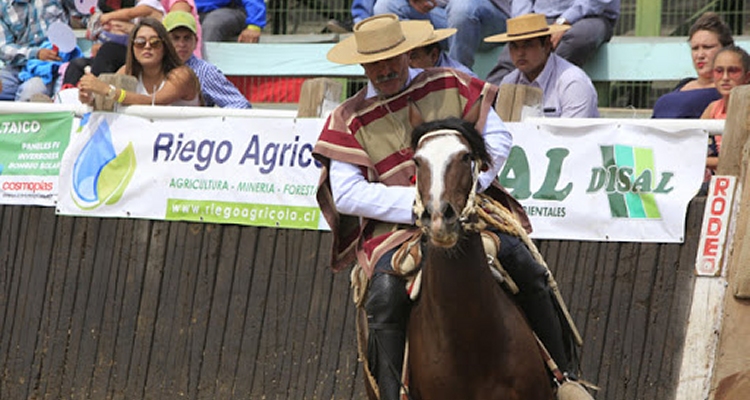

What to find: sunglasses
left=713, top=66, right=744, bottom=79
left=133, top=37, right=163, bottom=49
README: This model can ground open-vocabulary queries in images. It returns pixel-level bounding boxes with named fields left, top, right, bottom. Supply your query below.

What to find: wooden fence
left=0, top=197, right=705, bottom=399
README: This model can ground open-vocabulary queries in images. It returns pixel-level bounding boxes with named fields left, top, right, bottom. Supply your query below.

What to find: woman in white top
left=78, top=17, right=202, bottom=106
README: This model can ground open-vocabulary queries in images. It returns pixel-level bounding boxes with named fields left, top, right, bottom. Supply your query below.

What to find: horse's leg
left=365, top=257, right=411, bottom=400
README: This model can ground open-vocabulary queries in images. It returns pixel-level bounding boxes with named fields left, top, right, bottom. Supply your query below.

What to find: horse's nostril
left=443, top=204, right=456, bottom=222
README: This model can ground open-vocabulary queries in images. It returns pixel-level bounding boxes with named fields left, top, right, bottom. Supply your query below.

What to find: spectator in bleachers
left=700, top=45, right=750, bottom=185
left=0, top=0, right=68, bottom=101
left=195, top=0, right=265, bottom=43
left=485, top=13, right=599, bottom=118
left=78, top=17, right=202, bottom=106
left=163, top=10, right=250, bottom=108
left=652, top=12, right=734, bottom=119
left=407, top=24, right=475, bottom=77
left=327, top=0, right=373, bottom=33
left=373, top=0, right=447, bottom=31
left=446, top=0, right=510, bottom=69
left=485, top=0, right=619, bottom=85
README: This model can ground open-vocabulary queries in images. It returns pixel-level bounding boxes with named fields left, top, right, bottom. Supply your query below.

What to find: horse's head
left=411, top=118, right=492, bottom=248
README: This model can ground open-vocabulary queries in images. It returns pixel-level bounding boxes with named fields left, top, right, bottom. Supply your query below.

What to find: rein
left=412, top=130, right=483, bottom=232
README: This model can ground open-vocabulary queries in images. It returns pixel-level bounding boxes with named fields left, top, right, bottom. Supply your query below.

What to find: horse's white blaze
left=415, top=134, right=468, bottom=215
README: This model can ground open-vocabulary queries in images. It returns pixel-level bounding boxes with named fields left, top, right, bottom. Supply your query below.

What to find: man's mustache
left=376, top=72, right=399, bottom=83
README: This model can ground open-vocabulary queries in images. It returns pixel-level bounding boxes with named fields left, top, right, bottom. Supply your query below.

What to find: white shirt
left=329, top=68, right=513, bottom=225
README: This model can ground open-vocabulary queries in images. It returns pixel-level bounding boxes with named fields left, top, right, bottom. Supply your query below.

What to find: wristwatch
left=555, top=17, right=568, bottom=25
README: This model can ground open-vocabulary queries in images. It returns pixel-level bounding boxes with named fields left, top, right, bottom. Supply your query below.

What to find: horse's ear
left=464, top=100, right=481, bottom=126
left=408, top=99, right=425, bottom=129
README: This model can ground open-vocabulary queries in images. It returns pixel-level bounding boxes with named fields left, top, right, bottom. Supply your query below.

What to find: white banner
left=58, top=112, right=327, bottom=230
left=56, top=113, right=708, bottom=242
left=504, top=120, right=707, bottom=242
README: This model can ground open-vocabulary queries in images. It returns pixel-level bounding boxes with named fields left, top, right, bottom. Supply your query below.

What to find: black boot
left=365, top=273, right=410, bottom=400
left=496, top=233, right=576, bottom=375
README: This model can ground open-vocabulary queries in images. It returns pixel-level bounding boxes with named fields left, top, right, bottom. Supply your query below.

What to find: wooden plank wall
left=0, top=197, right=705, bottom=400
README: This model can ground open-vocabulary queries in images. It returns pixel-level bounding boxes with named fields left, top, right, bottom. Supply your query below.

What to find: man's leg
left=0, top=66, right=21, bottom=101
left=555, top=16, right=614, bottom=67
left=446, top=0, right=508, bottom=68
left=373, top=0, right=447, bottom=29
left=364, top=249, right=410, bottom=400
left=495, top=233, right=573, bottom=374
left=200, top=7, right=247, bottom=42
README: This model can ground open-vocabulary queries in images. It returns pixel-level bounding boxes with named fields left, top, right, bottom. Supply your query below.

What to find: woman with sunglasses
left=652, top=12, right=734, bottom=118
left=699, top=45, right=750, bottom=187
left=78, top=17, right=202, bottom=106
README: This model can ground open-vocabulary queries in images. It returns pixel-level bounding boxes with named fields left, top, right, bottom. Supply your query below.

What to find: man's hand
left=409, top=0, right=436, bottom=14
left=238, top=28, right=261, bottom=43
left=37, top=48, right=60, bottom=62
left=550, top=30, right=565, bottom=50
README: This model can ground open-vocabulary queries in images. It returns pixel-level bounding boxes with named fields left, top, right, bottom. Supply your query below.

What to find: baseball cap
left=163, top=11, right=197, bottom=34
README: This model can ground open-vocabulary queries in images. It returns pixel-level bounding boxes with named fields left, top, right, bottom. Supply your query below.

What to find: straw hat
left=420, top=27, right=457, bottom=47
left=327, top=14, right=433, bottom=65
left=484, top=13, right=570, bottom=43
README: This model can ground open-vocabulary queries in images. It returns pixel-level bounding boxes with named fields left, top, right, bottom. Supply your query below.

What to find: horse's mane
left=410, top=118, right=493, bottom=169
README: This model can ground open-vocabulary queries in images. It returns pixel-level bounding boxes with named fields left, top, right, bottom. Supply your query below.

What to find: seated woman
left=652, top=12, right=734, bottom=118
left=78, top=17, right=202, bottom=106
left=700, top=45, right=750, bottom=184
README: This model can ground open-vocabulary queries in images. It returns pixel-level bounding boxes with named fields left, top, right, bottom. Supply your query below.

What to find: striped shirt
left=0, top=0, right=66, bottom=67
left=185, top=55, right=251, bottom=109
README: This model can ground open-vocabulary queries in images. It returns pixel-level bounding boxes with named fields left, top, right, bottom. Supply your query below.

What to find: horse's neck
left=421, top=233, right=499, bottom=314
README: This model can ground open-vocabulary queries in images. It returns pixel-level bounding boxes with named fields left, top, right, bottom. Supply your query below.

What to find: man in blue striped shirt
left=163, top=10, right=251, bottom=108
left=0, top=0, right=67, bottom=101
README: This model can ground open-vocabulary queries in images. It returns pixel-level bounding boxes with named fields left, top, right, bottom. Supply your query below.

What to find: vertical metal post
left=635, top=0, right=662, bottom=36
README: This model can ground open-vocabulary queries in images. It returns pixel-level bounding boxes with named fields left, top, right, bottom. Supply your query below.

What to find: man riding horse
left=312, top=14, right=593, bottom=400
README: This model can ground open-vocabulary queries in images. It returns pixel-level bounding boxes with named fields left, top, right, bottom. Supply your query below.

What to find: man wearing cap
left=407, top=24, right=475, bottom=77
left=486, top=0, right=620, bottom=83
left=485, top=13, right=599, bottom=118
left=163, top=11, right=250, bottom=108
left=313, top=13, right=590, bottom=400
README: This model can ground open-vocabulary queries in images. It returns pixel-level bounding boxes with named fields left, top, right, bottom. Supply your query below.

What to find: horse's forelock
left=411, top=118, right=491, bottom=168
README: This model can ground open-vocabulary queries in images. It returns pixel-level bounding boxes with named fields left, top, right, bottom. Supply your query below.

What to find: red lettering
left=713, top=176, right=730, bottom=197
left=703, top=238, right=719, bottom=257
left=707, top=217, right=722, bottom=236
left=711, top=197, right=726, bottom=215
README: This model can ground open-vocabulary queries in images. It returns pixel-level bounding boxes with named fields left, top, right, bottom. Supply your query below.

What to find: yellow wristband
left=116, top=88, right=126, bottom=103
left=246, top=24, right=261, bottom=32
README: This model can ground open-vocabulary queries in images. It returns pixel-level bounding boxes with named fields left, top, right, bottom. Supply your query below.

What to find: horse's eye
left=461, top=153, right=471, bottom=163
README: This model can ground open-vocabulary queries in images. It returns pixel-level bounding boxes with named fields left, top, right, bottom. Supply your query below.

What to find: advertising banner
left=56, top=113, right=708, bottom=242
left=504, top=121, right=707, bottom=242
left=57, top=113, right=326, bottom=230
left=0, top=112, right=73, bottom=206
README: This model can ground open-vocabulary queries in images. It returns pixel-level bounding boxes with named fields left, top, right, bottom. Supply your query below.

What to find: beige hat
left=484, top=13, right=570, bottom=43
left=327, top=14, right=433, bottom=65
left=420, top=27, right=457, bottom=47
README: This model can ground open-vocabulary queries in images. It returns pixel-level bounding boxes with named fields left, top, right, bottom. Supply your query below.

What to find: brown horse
left=406, top=117, right=554, bottom=400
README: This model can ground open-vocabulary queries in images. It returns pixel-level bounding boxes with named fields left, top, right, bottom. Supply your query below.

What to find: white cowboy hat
left=327, top=13, right=433, bottom=65
left=484, top=13, right=570, bottom=43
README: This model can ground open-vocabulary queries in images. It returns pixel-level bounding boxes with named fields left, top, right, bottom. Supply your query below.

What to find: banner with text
left=57, top=113, right=326, bottom=230
left=0, top=112, right=73, bottom=206
left=503, top=121, right=706, bottom=242
left=55, top=113, right=707, bottom=241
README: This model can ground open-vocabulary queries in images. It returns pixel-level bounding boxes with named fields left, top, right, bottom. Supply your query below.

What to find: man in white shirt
left=486, top=13, right=600, bottom=118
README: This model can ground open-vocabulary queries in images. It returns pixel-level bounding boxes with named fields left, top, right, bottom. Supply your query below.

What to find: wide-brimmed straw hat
left=327, top=14, right=433, bottom=65
left=420, top=27, right=457, bottom=47
left=484, top=13, right=570, bottom=43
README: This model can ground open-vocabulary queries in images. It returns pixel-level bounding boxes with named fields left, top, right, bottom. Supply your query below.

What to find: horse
left=405, top=116, right=554, bottom=400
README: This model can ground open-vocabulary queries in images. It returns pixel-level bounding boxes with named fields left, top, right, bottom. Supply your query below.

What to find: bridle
left=412, top=129, right=483, bottom=230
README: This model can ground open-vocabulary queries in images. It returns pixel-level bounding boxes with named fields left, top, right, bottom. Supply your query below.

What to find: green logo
left=586, top=145, right=673, bottom=218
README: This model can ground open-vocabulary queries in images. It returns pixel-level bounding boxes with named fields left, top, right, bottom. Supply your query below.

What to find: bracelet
left=246, top=24, right=261, bottom=31
left=106, top=84, right=117, bottom=100
left=116, top=88, right=127, bottom=103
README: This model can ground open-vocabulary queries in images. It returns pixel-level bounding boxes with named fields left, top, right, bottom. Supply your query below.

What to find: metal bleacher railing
left=239, top=0, right=749, bottom=110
